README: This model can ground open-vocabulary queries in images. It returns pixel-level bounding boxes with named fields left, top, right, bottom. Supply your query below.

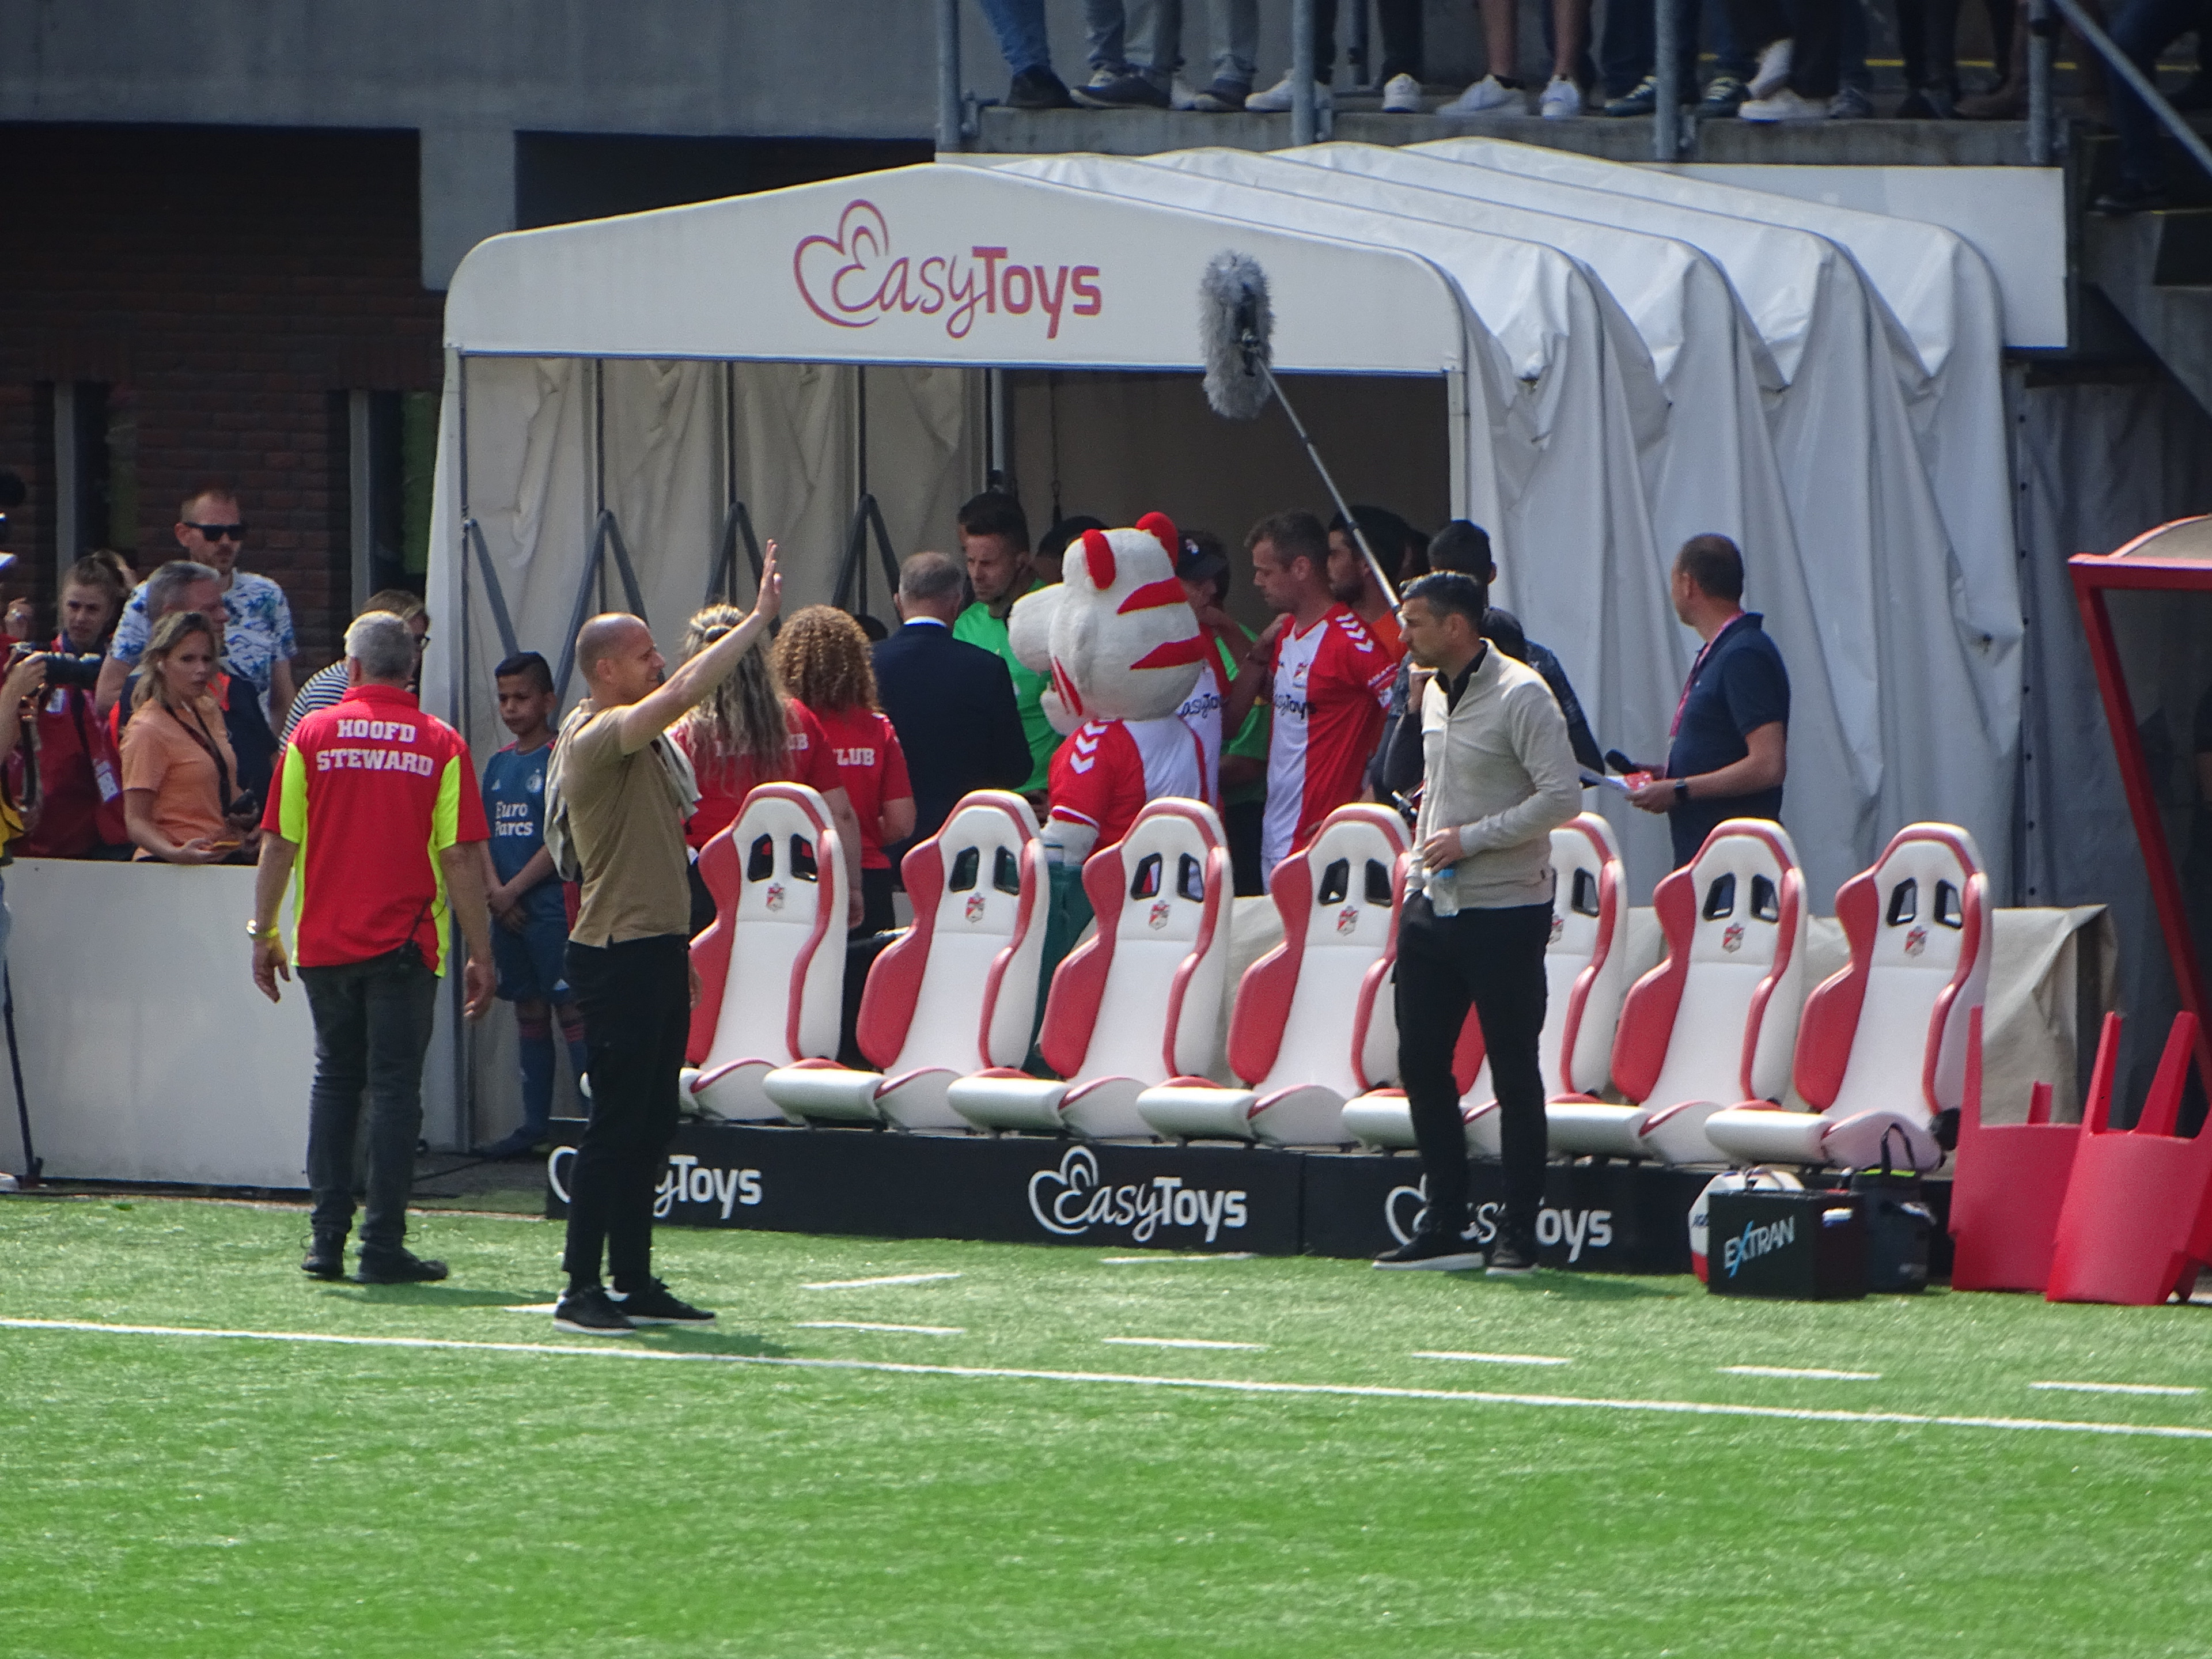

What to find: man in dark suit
left=873, top=549, right=1033, bottom=857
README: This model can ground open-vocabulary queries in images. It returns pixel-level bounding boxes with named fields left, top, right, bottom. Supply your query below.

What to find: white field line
left=6, top=1319, right=2212, bottom=1443
left=1098, top=1253, right=1258, bottom=1264
left=801, top=1272, right=964, bottom=1290
left=1103, top=1335, right=1266, bottom=1351
left=1722, top=1365, right=1882, bottom=1381
left=501, top=1304, right=562, bottom=1313
left=1412, top=1351, right=1572, bottom=1366
left=2032, top=1380, right=2202, bottom=1397
left=797, top=1321, right=965, bottom=1336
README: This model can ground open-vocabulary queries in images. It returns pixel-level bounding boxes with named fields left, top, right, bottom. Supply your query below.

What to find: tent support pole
left=936, top=0, right=964, bottom=153
left=1445, top=366, right=1470, bottom=521
left=1291, top=0, right=1318, bottom=145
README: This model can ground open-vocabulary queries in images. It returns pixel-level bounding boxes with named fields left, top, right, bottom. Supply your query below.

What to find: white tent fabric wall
left=1149, top=146, right=1862, bottom=905
left=1416, top=138, right=2022, bottom=899
left=1001, top=151, right=1686, bottom=892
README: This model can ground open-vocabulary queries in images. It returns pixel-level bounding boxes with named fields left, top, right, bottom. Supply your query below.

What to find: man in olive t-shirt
left=548, top=546, right=782, bottom=1338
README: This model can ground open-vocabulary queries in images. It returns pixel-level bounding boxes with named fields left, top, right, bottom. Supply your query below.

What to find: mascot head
left=1009, top=512, right=1207, bottom=733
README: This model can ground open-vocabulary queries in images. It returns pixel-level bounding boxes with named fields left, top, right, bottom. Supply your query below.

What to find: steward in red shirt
left=248, top=615, right=494, bottom=1286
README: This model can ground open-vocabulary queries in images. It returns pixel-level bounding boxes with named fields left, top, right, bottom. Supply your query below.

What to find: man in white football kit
left=1221, top=511, right=1399, bottom=887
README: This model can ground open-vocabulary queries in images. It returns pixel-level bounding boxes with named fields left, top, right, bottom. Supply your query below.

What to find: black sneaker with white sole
left=552, top=1284, right=637, bottom=1336
left=1373, top=1228, right=1485, bottom=1272
left=355, top=1248, right=449, bottom=1285
left=1486, top=1237, right=1540, bottom=1277
left=608, top=1278, right=716, bottom=1325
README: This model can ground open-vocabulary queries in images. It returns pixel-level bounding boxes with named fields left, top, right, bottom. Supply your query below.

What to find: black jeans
left=562, top=934, right=690, bottom=1289
left=1394, top=897, right=1551, bottom=1245
left=302, top=947, right=440, bottom=1254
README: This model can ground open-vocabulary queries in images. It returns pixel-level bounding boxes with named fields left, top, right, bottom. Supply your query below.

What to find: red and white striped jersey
left=1048, top=714, right=1205, bottom=852
left=1260, top=604, right=1398, bottom=884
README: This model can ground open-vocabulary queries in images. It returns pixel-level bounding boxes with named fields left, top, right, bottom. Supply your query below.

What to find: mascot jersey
left=1048, top=714, right=1204, bottom=851
left=1262, top=603, right=1397, bottom=877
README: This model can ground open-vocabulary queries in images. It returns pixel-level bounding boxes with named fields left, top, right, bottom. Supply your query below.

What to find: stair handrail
left=2029, top=0, right=2212, bottom=178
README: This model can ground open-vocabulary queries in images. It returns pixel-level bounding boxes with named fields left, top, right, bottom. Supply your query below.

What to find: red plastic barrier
left=2045, top=1012, right=2212, bottom=1306
left=1948, top=1006, right=2086, bottom=1293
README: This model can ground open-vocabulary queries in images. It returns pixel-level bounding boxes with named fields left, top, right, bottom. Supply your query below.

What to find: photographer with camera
left=20, top=555, right=133, bottom=859
left=120, top=611, right=259, bottom=864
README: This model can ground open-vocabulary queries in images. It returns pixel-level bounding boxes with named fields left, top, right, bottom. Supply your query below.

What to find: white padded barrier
left=684, top=783, right=849, bottom=1122
left=1547, top=818, right=1807, bottom=1165
left=1705, top=823, right=1988, bottom=1173
left=1140, top=804, right=1406, bottom=1145
left=949, top=798, right=1230, bottom=1138
left=761, top=792, right=1045, bottom=1131
left=1344, top=813, right=1628, bottom=1154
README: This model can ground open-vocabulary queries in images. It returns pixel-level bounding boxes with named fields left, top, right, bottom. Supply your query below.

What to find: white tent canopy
left=429, top=145, right=2018, bottom=913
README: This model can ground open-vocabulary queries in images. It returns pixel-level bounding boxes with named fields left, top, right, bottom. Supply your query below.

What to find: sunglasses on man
left=183, top=521, right=247, bottom=541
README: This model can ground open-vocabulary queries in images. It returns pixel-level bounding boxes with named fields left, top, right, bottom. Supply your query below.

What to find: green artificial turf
left=3, top=1196, right=2211, bottom=1657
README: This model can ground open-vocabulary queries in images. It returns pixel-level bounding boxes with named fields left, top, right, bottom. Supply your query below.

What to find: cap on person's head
left=1175, top=536, right=1230, bottom=596
left=1426, top=520, right=1494, bottom=580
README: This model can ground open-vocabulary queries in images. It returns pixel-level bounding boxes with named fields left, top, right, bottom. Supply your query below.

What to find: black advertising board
left=544, top=1122, right=1303, bottom=1255
left=1300, top=1153, right=1707, bottom=1273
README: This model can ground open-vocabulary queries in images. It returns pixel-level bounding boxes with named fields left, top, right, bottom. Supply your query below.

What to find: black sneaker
left=355, top=1248, right=449, bottom=1285
left=608, top=1278, right=717, bottom=1325
left=1006, top=67, right=1075, bottom=110
left=552, top=1284, right=637, bottom=1336
left=1486, top=1237, right=1541, bottom=1277
left=1695, top=74, right=1747, bottom=117
left=1373, top=1228, right=1485, bottom=1272
left=1192, top=77, right=1251, bottom=112
left=470, top=1127, right=546, bottom=1160
left=1604, top=75, right=1659, bottom=116
left=1073, top=70, right=1169, bottom=109
left=301, top=1234, right=347, bottom=1281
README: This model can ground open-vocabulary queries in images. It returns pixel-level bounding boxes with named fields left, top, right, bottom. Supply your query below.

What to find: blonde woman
left=671, top=604, right=863, bottom=931
left=774, top=605, right=915, bottom=935
left=120, top=610, right=256, bottom=863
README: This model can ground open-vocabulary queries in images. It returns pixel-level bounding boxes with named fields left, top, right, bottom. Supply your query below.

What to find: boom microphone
left=1198, top=251, right=1396, bottom=607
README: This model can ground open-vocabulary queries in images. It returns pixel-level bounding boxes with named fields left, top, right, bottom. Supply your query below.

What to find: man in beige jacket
left=1373, top=572, right=1581, bottom=1278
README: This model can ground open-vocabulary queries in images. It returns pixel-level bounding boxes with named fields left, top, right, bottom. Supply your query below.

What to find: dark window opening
left=993, top=846, right=1022, bottom=895
left=1365, top=858, right=1393, bottom=907
left=1935, top=880, right=1964, bottom=929
left=949, top=847, right=980, bottom=892
left=1130, top=853, right=1163, bottom=900
left=747, top=835, right=775, bottom=882
left=1702, top=873, right=1737, bottom=921
left=1571, top=868, right=1601, bottom=917
left=1177, top=853, right=1205, bottom=904
left=1317, top=858, right=1351, bottom=906
left=789, top=835, right=819, bottom=881
left=1887, top=878, right=1919, bottom=926
left=1749, top=874, right=1780, bottom=923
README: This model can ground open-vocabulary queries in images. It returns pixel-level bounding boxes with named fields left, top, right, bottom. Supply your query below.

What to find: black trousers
left=1725, top=0, right=1839, bottom=94
left=562, top=934, right=690, bottom=1289
left=1394, top=897, right=1551, bottom=1245
left=301, top=947, right=440, bottom=1254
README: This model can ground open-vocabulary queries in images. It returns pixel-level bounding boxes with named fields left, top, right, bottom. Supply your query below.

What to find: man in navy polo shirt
left=1627, top=534, right=1790, bottom=866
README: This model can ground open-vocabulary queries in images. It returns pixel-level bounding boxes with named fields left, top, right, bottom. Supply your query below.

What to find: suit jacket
left=873, top=620, right=1033, bottom=851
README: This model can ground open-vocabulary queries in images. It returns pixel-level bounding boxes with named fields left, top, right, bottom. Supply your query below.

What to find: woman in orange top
left=120, top=611, right=256, bottom=863
left=774, top=605, right=915, bottom=937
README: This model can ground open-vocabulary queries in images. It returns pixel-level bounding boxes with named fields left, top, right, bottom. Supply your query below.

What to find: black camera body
left=41, top=652, right=103, bottom=692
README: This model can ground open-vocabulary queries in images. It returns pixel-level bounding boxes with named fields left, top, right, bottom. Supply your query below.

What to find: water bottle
left=1428, top=859, right=1459, bottom=918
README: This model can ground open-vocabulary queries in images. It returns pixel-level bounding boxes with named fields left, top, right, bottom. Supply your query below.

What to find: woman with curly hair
left=671, top=604, right=862, bottom=933
left=774, top=605, right=915, bottom=936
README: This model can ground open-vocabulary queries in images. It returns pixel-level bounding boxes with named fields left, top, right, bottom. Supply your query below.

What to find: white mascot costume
left=1009, top=512, right=1208, bottom=865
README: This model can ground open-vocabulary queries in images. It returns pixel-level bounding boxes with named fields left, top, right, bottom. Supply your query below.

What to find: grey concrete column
left=419, top=124, right=517, bottom=292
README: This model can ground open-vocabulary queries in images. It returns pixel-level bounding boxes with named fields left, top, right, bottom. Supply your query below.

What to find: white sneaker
left=1748, top=37, right=1793, bottom=99
left=1247, top=73, right=1334, bottom=112
left=1082, top=65, right=1123, bottom=93
left=1738, top=85, right=1831, bottom=121
left=1381, top=71, right=1423, bottom=112
left=1538, top=75, right=1583, bottom=118
left=1437, top=74, right=1520, bottom=115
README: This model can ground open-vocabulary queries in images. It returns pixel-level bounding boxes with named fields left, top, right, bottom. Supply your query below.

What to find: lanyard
left=1669, top=612, right=1748, bottom=739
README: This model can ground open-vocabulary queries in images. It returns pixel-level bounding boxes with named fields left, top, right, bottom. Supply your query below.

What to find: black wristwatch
left=1673, top=778, right=1690, bottom=804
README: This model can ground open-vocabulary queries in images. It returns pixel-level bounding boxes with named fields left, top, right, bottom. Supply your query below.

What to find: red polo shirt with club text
left=262, top=683, right=488, bottom=971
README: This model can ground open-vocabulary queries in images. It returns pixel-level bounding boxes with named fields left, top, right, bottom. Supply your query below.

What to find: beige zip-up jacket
left=1414, top=645, right=1583, bottom=910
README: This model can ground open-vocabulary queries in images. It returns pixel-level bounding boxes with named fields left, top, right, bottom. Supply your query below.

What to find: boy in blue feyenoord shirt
left=473, top=652, right=589, bottom=1158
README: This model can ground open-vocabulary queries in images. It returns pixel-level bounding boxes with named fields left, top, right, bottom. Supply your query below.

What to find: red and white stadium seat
left=1342, top=813, right=1627, bottom=1154
left=1547, top=818, right=1806, bottom=1165
left=1137, top=804, right=1407, bottom=1145
left=684, top=783, right=850, bottom=1122
left=1704, top=824, right=1988, bottom=1172
left=760, top=791, right=1046, bottom=1131
left=948, top=798, right=1231, bottom=1138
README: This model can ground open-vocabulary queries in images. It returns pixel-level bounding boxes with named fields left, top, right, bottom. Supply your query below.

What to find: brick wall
left=0, top=124, right=442, bottom=669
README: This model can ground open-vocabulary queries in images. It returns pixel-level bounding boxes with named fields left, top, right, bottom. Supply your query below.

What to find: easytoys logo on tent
left=794, top=199, right=1103, bottom=340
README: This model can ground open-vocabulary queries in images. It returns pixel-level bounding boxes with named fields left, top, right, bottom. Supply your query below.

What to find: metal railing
left=2036, top=0, right=2212, bottom=177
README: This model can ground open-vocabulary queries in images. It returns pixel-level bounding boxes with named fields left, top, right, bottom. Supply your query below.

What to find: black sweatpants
left=561, top=933, right=690, bottom=1289
left=1393, top=896, right=1552, bottom=1246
